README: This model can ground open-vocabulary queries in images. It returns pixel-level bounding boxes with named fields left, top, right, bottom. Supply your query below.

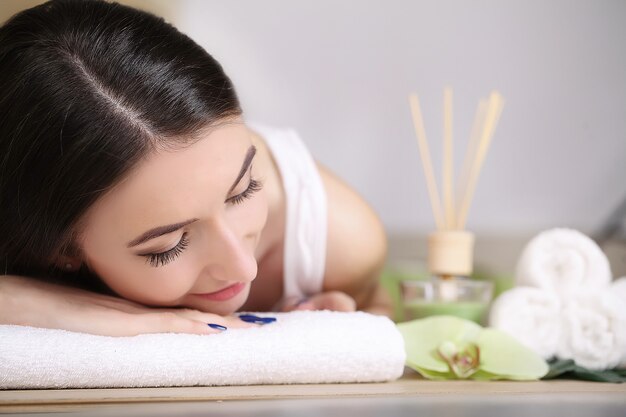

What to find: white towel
left=613, top=277, right=626, bottom=369
left=0, top=310, right=406, bottom=389
left=515, top=228, right=612, bottom=295
left=488, top=287, right=562, bottom=359
left=557, top=289, right=626, bottom=371
left=250, top=123, right=327, bottom=302
left=612, top=277, right=626, bottom=303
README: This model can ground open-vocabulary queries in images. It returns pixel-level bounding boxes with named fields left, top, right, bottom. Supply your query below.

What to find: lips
left=193, top=282, right=246, bottom=302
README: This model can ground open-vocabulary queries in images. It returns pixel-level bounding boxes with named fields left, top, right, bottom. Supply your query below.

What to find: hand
left=0, top=275, right=258, bottom=337
left=281, top=291, right=357, bottom=312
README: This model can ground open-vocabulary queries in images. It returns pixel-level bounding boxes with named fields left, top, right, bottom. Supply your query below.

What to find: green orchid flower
left=397, top=315, right=549, bottom=380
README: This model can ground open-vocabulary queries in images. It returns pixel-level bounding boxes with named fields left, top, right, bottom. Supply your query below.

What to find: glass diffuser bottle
left=401, top=230, right=493, bottom=324
left=401, top=88, right=502, bottom=324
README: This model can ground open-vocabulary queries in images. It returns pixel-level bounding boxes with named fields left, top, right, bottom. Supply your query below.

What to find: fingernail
left=238, top=314, right=277, bottom=324
left=208, top=323, right=227, bottom=331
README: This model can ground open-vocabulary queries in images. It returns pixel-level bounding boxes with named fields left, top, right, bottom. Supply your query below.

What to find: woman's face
left=77, top=121, right=268, bottom=315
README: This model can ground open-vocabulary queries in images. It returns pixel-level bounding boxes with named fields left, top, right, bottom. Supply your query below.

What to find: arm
left=0, top=275, right=256, bottom=336
left=319, top=163, right=394, bottom=317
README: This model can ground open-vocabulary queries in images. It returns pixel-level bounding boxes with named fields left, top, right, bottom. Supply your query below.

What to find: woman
left=0, top=0, right=391, bottom=336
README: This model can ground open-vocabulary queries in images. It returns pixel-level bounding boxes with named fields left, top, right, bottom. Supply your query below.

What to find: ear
left=54, top=255, right=82, bottom=272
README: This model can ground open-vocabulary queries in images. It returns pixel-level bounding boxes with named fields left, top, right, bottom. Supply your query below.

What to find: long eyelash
left=229, top=178, right=263, bottom=205
left=144, top=232, right=189, bottom=268
left=142, top=179, right=262, bottom=268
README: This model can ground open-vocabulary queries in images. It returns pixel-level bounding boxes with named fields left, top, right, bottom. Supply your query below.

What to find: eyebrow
left=127, top=145, right=257, bottom=248
left=228, top=145, right=257, bottom=195
left=127, top=218, right=199, bottom=248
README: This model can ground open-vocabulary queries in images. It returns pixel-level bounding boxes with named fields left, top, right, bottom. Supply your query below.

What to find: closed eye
left=226, top=178, right=263, bottom=205
left=142, top=232, right=189, bottom=268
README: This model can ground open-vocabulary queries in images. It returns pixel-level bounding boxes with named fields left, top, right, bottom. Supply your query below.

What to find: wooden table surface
left=1, top=369, right=625, bottom=416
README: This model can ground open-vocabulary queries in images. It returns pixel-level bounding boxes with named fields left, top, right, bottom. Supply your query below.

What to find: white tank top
left=249, top=123, right=327, bottom=307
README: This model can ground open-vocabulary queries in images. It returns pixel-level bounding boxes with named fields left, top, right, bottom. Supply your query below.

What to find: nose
left=201, top=218, right=258, bottom=284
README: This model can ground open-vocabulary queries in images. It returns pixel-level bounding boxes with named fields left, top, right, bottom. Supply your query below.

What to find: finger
left=162, top=308, right=260, bottom=329
left=275, top=296, right=302, bottom=312
left=293, top=300, right=316, bottom=311
left=223, top=315, right=262, bottom=329
left=281, top=298, right=312, bottom=312
left=316, top=292, right=357, bottom=312
left=332, top=292, right=357, bottom=311
left=58, top=310, right=215, bottom=337
left=134, top=312, right=228, bottom=336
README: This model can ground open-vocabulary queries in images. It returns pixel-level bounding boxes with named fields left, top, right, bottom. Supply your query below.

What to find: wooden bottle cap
left=427, top=230, right=475, bottom=277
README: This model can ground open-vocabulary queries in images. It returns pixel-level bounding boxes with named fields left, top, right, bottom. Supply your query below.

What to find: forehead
left=81, top=123, right=252, bottom=240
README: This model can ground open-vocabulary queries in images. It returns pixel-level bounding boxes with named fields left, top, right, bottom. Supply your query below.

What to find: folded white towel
left=612, top=277, right=626, bottom=303
left=488, top=287, right=561, bottom=359
left=0, top=310, right=406, bottom=389
left=515, top=228, right=612, bottom=295
left=557, top=289, right=626, bottom=371
left=613, top=278, right=626, bottom=369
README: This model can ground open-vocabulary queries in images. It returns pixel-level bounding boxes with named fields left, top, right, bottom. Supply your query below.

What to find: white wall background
left=3, top=0, right=626, bottom=239
left=172, top=0, right=626, bottom=237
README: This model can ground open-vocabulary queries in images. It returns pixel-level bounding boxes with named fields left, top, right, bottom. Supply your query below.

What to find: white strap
left=249, top=123, right=327, bottom=304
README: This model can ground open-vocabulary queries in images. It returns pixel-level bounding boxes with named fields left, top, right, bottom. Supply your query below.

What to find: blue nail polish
left=208, top=323, right=227, bottom=331
left=238, top=314, right=261, bottom=320
left=238, top=314, right=277, bottom=324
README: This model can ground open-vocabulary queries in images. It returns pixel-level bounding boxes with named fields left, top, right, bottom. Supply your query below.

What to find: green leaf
left=477, top=328, right=549, bottom=380
left=543, top=359, right=626, bottom=383
left=398, top=315, right=482, bottom=374
left=567, top=369, right=626, bottom=383
left=543, top=359, right=576, bottom=379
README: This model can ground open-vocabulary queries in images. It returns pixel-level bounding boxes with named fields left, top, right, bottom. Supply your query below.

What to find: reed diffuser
left=400, top=87, right=504, bottom=324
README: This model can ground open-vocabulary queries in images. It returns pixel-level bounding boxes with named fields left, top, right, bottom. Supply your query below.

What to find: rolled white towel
left=0, top=310, right=406, bottom=389
left=515, top=228, right=612, bottom=294
left=557, top=289, right=626, bottom=371
left=612, top=277, right=626, bottom=303
left=488, top=286, right=561, bottom=359
left=610, top=278, right=626, bottom=369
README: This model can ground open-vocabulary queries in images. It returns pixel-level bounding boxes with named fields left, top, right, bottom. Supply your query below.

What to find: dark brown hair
left=0, top=0, right=241, bottom=287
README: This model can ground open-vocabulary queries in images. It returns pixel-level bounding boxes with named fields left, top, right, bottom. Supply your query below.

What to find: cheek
left=83, top=243, right=197, bottom=306
left=228, top=189, right=269, bottom=237
left=251, top=188, right=269, bottom=231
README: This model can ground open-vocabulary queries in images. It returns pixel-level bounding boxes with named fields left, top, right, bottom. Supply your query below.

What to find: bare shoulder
left=318, top=163, right=387, bottom=300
